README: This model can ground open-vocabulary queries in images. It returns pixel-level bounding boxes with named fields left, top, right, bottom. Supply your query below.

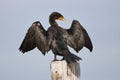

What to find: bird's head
left=49, top=12, right=65, bottom=21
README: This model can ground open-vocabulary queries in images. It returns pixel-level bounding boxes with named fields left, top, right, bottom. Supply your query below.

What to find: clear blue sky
left=0, top=0, right=120, bottom=80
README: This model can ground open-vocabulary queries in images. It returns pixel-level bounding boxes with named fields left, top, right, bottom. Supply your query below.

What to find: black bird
left=19, top=12, right=93, bottom=63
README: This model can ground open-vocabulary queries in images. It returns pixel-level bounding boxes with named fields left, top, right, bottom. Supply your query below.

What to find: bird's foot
left=52, top=59, right=59, bottom=62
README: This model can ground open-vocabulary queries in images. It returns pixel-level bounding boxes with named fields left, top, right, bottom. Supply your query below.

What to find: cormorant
left=19, top=12, right=93, bottom=63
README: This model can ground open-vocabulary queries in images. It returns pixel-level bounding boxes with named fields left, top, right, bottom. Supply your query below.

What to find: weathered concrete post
left=51, top=60, right=80, bottom=80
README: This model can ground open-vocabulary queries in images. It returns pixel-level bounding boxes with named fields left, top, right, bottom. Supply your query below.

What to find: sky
left=0, top=0, right=120, bottom=80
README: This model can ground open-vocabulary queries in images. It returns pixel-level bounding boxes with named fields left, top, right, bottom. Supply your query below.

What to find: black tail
left=64, top=53, right=82, bottom=63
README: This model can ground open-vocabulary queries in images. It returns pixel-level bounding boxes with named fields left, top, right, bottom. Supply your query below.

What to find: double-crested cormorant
left=19, top=12, right=93, bottom=63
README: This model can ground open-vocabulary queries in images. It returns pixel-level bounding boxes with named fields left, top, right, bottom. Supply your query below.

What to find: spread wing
left=65, top=20, right=93, bottom=52
left=19, top=21, right=48, bottom=55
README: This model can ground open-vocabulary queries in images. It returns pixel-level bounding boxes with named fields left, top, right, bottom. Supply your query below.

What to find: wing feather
left=66, top=20, right=93, bottom=52
left=19, top=21, right=48, bottom=55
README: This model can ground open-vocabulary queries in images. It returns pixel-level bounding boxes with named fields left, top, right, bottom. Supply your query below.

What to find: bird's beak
left=58, top=17, right=65, bottom=21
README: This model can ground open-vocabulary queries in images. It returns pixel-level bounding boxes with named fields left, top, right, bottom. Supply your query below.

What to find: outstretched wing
left=19, top=21, right=48, bottom=55
left=65, top=20, right=93, bottom=52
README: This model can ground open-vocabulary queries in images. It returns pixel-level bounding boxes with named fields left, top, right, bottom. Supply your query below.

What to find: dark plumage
left=19, top=12, right=93, bottom=63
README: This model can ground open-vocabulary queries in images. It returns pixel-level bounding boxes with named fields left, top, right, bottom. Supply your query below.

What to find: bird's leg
left=53, top=54, right=58, bottom=61
left=61, top=57, right=65, bottom=61
left=54, top=54, right=57, bottom=60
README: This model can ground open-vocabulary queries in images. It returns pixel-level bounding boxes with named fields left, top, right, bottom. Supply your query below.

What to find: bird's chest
left=52, top=27, right=63, bottom=38
left=51, top=28, right=66, bottom=47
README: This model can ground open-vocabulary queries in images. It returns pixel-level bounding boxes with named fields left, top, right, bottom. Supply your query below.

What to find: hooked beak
left=57, top=17, right=65, bottom=21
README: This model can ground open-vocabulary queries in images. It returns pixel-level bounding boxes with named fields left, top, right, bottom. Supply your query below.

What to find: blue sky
left=0, top=0, right=120, bottom=80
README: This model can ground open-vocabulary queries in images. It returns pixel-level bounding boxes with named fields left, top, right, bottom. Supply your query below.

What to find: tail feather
left=64, top=53, right=82, bottom=63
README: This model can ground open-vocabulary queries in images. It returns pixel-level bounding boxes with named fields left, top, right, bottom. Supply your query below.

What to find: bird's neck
left=49, top=18, right=58, bottom=26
